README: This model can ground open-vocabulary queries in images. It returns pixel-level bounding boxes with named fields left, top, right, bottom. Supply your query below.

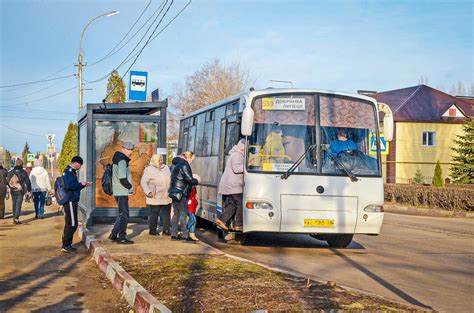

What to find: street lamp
left=78, top=10, right=119, bottom=112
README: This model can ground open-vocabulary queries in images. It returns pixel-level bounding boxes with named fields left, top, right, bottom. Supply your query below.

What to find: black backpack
left=54, top=176, right=70, bottom=205
left=101, top=164, right=113, bottom=196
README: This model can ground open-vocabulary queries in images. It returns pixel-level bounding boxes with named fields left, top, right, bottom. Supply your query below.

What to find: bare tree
left=471, top=83, right=474, bottom=96
left=167, top=59, right=252, bottom=140
left=418, top=75, right=429, bottom=85
left=450, top=80, right=466, bottom=96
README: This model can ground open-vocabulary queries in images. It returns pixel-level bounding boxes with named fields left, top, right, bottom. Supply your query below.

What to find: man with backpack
left=7, top=159, right=31, bottom=224
left=0, top=161, right=8, bottom=219
left=61, top=156, right=91, bottom=253
left=108, top=142, right=135, bottom=244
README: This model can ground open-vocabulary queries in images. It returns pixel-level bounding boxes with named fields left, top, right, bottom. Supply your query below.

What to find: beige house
left=362, top=85, right=473, bottom=184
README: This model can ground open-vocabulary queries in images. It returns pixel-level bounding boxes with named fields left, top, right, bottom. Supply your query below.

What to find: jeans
left=111, top=196, right=129, bottom=239
left=171, top=197, right=189, bottom=238
left=0, top=196, right=5, bottom=219
left=33, top=191, right=46, bottom=217
left=11, top=193, right=23, bottom=220
left=149, top=204, right=171, bottom=234
left=220, top=194, right=243, bottom=227
left=187, top=212, right=196, bottom=233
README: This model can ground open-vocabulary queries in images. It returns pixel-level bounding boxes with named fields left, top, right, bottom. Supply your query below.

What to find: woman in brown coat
left=140, top=154, right=172, bottom=235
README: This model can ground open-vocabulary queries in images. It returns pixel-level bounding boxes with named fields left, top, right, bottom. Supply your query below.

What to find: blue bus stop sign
left=128, top=71, right=148, bottom=101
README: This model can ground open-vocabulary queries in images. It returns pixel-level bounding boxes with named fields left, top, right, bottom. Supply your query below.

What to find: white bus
left=177, top=88, right=393, bottom=247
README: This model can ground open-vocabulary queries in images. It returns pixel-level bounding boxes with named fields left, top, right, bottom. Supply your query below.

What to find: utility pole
left=77, top=10, right=119, bottom=112
left=77, top=51, right=84, bottom=112
left=46, top=134, right=56, bottom=180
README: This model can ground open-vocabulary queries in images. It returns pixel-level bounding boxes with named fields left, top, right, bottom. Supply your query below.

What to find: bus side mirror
left=378, top=102, right=394, bottom=141
left=241, top=106, right=254, bottom=136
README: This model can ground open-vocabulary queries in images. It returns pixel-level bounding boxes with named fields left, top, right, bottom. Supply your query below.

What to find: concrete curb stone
left=78, top=224, right=171, bottom=313
left=384, top=204, right=474, bottom=218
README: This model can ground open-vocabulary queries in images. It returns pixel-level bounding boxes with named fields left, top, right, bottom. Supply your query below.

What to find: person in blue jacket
left=329, top=129, right=357, bottom=156
left=61, top=156, right=91, bottom=253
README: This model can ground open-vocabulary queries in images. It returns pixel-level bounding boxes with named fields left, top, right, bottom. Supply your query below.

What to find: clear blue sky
left=0, top=0, right=472, bottom=153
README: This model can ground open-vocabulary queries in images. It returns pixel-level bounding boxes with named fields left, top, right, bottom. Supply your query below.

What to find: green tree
left=450, top=119, right=474, bottom=183
left=22, top=141, right=31, bottom=163
left=432, top=160, right=444, bottom=187
left=413, top=169, right=424, bottom=184
left=105, top=70, right=126, bottom=103
left=57, top=122, right=78, bottom=172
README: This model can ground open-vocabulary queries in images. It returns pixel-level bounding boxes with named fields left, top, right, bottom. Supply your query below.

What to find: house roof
left=373, top=84, right=474, bottom=122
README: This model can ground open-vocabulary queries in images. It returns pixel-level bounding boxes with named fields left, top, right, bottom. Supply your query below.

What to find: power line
left=0, top=85, right=77, bottom=108
left=0, top=75, right=74, bottom=101
left=0, top=115, right=72, bottom=121
left=0, top=123, right=45, bottom=137
left=104, top=0, right=175, bottom=102
left=1, top=108, right=76, bottom=115
left=0, top=74, right=76, bottom=89
left=86, top=0, right=169, bottom=85
left=88, top=0, right=154, bottom=66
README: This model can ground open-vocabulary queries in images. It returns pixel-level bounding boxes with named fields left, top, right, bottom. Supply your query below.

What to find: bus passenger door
left=217, top=114, right=241, bottom=216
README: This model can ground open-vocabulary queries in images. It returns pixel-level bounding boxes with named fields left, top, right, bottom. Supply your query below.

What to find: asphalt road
left=197, top=213, right=474, bottom=312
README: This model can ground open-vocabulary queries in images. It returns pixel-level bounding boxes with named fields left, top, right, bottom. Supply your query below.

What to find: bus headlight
left=246, top=201, right=273, bottom=210
left=363, top=204, right=384, bottom=213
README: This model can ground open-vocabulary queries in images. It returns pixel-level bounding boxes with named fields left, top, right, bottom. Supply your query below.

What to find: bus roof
left=179, top=88, right=377, bottom=121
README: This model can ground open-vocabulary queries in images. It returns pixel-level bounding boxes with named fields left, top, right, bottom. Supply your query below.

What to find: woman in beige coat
left=140, top=154, right=172, bottom=235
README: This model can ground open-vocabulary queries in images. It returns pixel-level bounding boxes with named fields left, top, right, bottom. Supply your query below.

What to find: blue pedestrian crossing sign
left=128, top=71, right=148, bottom=101
left=369, top=134, right=389, bottom=155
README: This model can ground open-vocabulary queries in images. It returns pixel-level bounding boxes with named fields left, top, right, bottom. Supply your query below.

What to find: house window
left=448, top=108, right=456, bottom=117
left=422, top=131, right=435, bottom=146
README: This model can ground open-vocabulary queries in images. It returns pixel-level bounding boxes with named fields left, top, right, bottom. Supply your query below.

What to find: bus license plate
left=304, top=219, right=335, bottom=227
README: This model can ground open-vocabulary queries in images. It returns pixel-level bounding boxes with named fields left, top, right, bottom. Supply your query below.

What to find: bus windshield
left=247, top=93, right=381, bottom=177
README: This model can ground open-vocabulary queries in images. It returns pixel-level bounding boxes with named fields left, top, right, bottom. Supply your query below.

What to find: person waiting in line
left=168, top=151, right=199, bottom=242
left=7, top=159, right=31, bottom=225
left=0, top=161, right=8, bottom=219
left=329, top=129, right=357, bottom=156
left=186, top=178, right=200, bottom=242
left=29, top=159, right=51, bottom=219
left=109, top=142, right=135, bottom=244
left=216, top=138, right=245, bottom=232
left=24, top=162, right=33, bottom=203
left=61, top=156, right=91, bottom=253
left=141, top=154, right=172, bottom=236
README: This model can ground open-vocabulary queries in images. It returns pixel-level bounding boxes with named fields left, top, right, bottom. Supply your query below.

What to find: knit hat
left=34, top=159, right=43, bottom=167
left=122, top=142, right=135, bottom=150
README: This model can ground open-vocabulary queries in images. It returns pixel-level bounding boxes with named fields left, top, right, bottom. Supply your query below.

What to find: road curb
left=197, top=240, right=432, bottom=312
left=78, top=225, right=171, bottom=313
left=384, top=204, right=474, bottom=218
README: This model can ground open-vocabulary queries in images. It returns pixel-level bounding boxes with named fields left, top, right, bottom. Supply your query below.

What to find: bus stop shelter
left=77, top=100, right=167, bottom=225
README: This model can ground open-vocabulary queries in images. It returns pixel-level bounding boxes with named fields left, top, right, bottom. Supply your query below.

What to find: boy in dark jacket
left=7, top=159, right=31, bottom=224
left=61, top=156, right=91, bottom=253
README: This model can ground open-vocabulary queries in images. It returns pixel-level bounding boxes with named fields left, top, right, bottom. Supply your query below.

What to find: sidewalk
left=0, top=200, right=129, bottom=312
left=89, top=221, right=220, bottom=257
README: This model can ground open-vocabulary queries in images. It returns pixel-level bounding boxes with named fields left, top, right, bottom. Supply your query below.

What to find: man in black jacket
left=168, top=151, right=199, bottom=241
left=7, top=159, right=31, bottom=224
left=61, top=156, right=91, bottom=253
left=0, top=161, right=8, bottom=219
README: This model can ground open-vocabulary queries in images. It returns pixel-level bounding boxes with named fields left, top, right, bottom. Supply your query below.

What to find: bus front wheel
left=325, top=234, right=353, bottom=248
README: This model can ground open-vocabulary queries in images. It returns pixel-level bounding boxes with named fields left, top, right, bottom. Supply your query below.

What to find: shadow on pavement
left=0, top=253, right=85, bottom=310
left=330, top=248, right=433, bottom=309
left=31, top=293, right=84, bottom=313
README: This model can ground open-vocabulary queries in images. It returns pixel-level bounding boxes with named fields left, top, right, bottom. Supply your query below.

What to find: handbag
left=168, top=190, right=183, bottom=202
left=45, top=192, right=53, bottom=206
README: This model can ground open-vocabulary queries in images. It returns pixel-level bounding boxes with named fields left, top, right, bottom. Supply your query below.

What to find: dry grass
left=116, top=255, right=426, bottom=312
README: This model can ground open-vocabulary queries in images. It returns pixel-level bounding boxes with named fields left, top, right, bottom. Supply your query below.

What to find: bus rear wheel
left=325, top=234, right=353, bottom=248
